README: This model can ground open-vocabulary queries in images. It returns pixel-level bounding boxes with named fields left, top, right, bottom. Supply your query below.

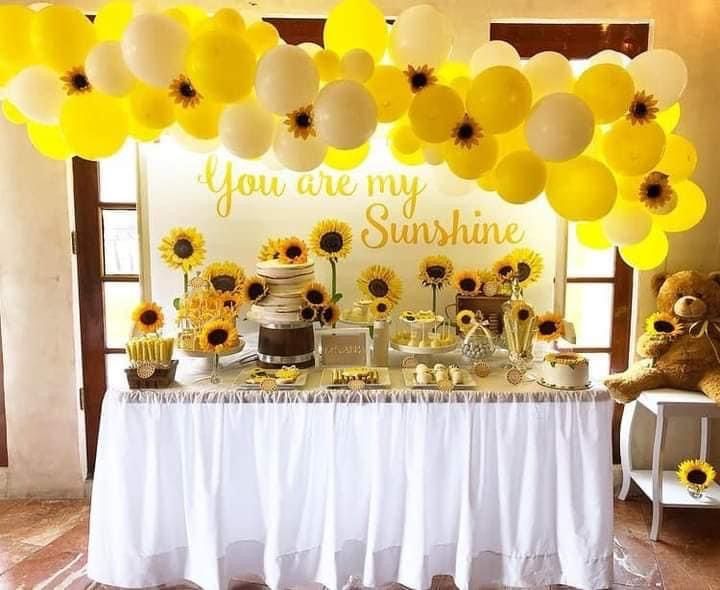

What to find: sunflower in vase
left=677, top=459, right=716, bottom=499
left=357, top=265, right=403, bottom=305
left=158, top=227, right=206, bottom=294
left=309, top=218, right=352, bottom=302
left=418, top=255, right=453, bottom=316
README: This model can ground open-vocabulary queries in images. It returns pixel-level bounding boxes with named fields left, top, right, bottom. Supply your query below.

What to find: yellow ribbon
left=689, top=318, right=720, bottom=365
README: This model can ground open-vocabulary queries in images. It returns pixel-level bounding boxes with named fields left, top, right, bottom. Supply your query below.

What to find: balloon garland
left=0, top=0, right=705, bottom=270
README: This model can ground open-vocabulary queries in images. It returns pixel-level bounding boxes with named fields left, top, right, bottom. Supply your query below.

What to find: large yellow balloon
left=187, top=29, right=256, bottom=103
left=390, top=123, right=421, bottom=155
left=574, top=64, right=635, bottom=124
left=466, top=66, right=532, bottom=134
left=174, top=5, right=208, bottom=31
left=245, top=21, right=279, bottom=56
left=497, top=125, right=528, bottom=157
left=32, top=5, right=96, bottom=72
left=408, top=85, right=464, bottom=143
left=60, top=94, right=128, bottom=160
left=576, top=221, right=612, bottom=250
left=324, top=143, right=369, bottom=170
left=0, top=5, right=35, bottom=72
left=619, top=224, right=669, bottom=270
left=445, top=136, right=499, bottom=180
left=127, top=114, right=163, bottom=142
left=603, top=119, right=666, bottom=176
left=437, top=61, right=470, bottom=84
left=324, top=0, right=388, bottom=61
left=656, top=135, right=697, bottom=181
left=654, top=180, right=706, bottom=232
left=476, top=170, right=498, bottom=192
left=390, top=144, right=424, bottom=166
left=366, top=65, right=412, bottom=123
left=495, top=150, right=547, bottom=204
left=128, top=84, right=175, bottom=129
left=656, top=103, right=680, bottom=134
left=27, top=122, right=72, bottom=160
left=617, top=174, right=643, bottom=202
left=546, top=156, right=617, bottom=221
left=95, top=0, right=133, bottom=41
left=2, top=101, right=27, bottom=125
left=314, top=49, right=341, bottom=82
left=176, top=100, right=223, bottom=140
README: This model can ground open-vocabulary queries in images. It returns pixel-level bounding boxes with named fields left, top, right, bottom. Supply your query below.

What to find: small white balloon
left=432, top=164, right=474, bottom=196
left=389, top=4, right=453, bottom=68
left=523, top=51, right=574, bottom=99
left=525, top=93, right=595, bottom=162
left=298, top=42, right=322, bottom=57
left=589, top=49, right=628, bottom=67
left=7, top=65, right=65, bottom=124
left=627, top=49, right=688, bottom=110
left=85, top=41, right=135, bottom=97
left=314, top=80, right=377, bottom=149
left=219, top=100, right=275, bottom=159
left=602, top=201, right=652, bottom=246
left=255, top=45, right=319, bottom=115
left=341, top=49, right=375, bottom=83
left=273, top=126, right=327, bottom=172
left=470, top=41, right=521, bottom=75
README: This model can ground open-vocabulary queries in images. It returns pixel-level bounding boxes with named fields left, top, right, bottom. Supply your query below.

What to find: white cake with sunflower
left=539, top=352, right=591, bottom=390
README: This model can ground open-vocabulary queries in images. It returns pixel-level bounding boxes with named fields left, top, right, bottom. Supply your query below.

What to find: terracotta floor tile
left=0, top=539, right=40, bottom=577
left=612, top=498, right=663, bottom=588
left=0, top=499, right=89, bottom=547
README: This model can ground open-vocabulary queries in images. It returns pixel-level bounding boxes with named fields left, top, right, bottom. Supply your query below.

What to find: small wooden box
left=456, top=295, right=509, bottom=335
left=125, top=360, right=178, bottom=389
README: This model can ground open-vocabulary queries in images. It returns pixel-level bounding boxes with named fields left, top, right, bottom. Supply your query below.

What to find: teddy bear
left=604, top=270, right=720, bottom=404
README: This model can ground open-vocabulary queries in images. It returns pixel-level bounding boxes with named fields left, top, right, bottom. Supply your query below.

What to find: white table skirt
left=88, top=380, right=614, bottom=590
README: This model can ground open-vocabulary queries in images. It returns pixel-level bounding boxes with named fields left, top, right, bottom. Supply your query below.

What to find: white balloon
left=85, top=41, right=135, bottom=97
left=121, top=14, right=189, bottom=88
left=602, top=201, right=652, bottom=246
left=298, top=42, right=322, bottom=57
left=168, top=124, right=219, bottom=153
left=314, top=80, right=377, bottom=149
left=255, top=45, right=319, bottom=115
left=470, top=41, right=520, bottom=75
left=525, top=93, right=595, bottom=162
left=7, top=65, right=65, bottom=124
left=627, top=49, right=687, bottom=110
left=273, top=126, right=326, bottom=172
left=432, top=164, right=474, bottom=196
left=523, top=51, right=573, bottom=99
left=589, top=49, right=628, bottom=67
left=219, top=99, right=275, bottom=159
left=389, top=4, right=453, bottom=68
left=341, top=49, right=374, bottom=83
left=422, top=143, right=445, bottom=165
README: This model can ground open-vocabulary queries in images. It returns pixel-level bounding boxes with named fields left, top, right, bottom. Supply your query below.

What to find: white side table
left=618, top=388, right=720, bottom=540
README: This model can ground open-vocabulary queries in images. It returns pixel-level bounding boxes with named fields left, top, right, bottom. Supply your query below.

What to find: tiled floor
left=0, top=496, right=718, bottom=590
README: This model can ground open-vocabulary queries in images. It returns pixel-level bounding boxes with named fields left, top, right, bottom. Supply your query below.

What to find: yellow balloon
left=27, top=122, right=72, bottom=160
left=324, top=0, right=388, bottom=61
left=390, top=123, right=421, bottom=155
left=176, top=100, right=222, bottom=139
left=391, top=144, right=423, bottom=166
left=576, top=221, right=612, bottom=250
left=466, top=66, right=532, bottom=134
left=437, top=61, right=470, bottom=84
left=164, top=8, right=191, bottom=30
left=128, top=84, right=175, bottom=129
left=408, top=85, right=464, bottom=143
left=0, top=5, right=36, bottom=72
left=446, top=135, right=499, bottom=180
left=127, top=114, right=163, bottom=142
left=211, top=8, right=245, bottom=32
left=619, top=224, right=669, bottom=270
left=94, top=0, right=133, bottom=41
left=60, top=93, right=128, bottom=159
left=245, top=21, right=279, bottom=56
left=656, top=135, right=697, bottom=181
left=32, top=5, right=96, bottom=72
left=187, top=29, right=256, bottom=103
left=546, top=156, right=617, bottom=221
left=476, top=170, right=498, bottom=192
left=314, top=49, right=341, bottom=82
left=175, top=4, right=208, bottom=31
left=497, top=125, right=527, bottom=157
left=656, top=103, right=681, bottom=134
left=574, top=64, right=635, bottom=124
left=654, top=180, right=706, bottom=232
left=2, top=101, right=27, bottom=125
left=366, top=65, right=412, bottom=123
left=617, top=174, right=643, bottom=202
left=324, top=143, right=369, bottom=170
left=603, top=119, right=666, bottom=176
left=495, top=150, right=547, bottom=204
left=583, top=126, right=605, bottom=159
left=450, top=76, right=471, bottom=101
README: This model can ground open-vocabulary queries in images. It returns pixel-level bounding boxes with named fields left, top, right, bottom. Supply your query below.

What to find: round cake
left=539, top=352, right=590, bottom=390
left=250, top=259, right=315, bottom=324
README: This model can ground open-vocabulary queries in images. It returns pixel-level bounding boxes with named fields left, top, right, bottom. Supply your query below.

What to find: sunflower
left=535, top=312, right=565, bottom=342
left=639, top=171, right=677, bottom=214
left=453, top=270, right=481, bottom=295
left=159, top=227, right=206, bottom=272
left=198, top=318, right=239, bottom=353
left=217, top=291, right=245, bottom=311
left=510, top=301, right=535, bottom=323
left=451, top=114, right=482, bottom=149
left=404, top=64, right=437, bottom=93
left=418, top=255, right=454, bottom=288
left=132, top=301, right=164, bottom=334
left=243, top=275, right=269, bottom=303
left=319, top=303, right=341, bottom=326
left=358, top=265, right=403, bottom=304
left=61, top=66, right=91, bottom=95
left=370, top=297, right=393, bottom=320
left=169, top=74, right=202, bottom=108
left=308, top=218, right=353, bottom=261
left=677, top=459, right=716, bottom=490
left=285, top=104, right=316, bottom=140
left=492, top=256, right=517, bottom=283
left=302, top=281, right=330, bottom=307
left=510, top=248, right=544, bottom=285
left=456, top=309, right=477, bottom=333
left=258, top=238, right=281, bottom=262
left=203, top=261, right=245, bottom=293
left=645, top=311, right=683, bottom=338
left=626, top=90, right=659, bottom=125
left=277, top=236, right=309, bottom=264
left=300, top=303, right=319, bottom=322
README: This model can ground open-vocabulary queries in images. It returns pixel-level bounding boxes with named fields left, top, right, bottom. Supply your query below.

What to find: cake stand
left=390, top=314, right=458, bottom=359
left=177, top=341, right=246, bottom=384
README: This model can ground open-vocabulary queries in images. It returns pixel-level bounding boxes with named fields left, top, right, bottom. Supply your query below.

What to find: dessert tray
left=401, top=367, right=477, bottom=389
left=319, top=367, right=392, bottom=389
left=234, top=366, right=308, bottom=390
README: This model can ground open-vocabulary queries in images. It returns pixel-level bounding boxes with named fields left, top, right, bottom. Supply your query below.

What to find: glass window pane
left=584, top=352, right=611, bottom=381
left=102, top=209, right=139, bottom=275
left=106, top=353, right=128, bottom=388
left=567, top=224, right=616, bottom=278
left=104, top=282, right=140, bottom=348
left=565, top=283, right=614, bottom=348
left=98, top=142, right=137, bottom=203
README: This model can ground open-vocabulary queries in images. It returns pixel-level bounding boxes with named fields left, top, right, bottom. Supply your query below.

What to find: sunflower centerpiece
left=418, top=255, right=454, bottom=317
left=159, top=227, right=207, bottom=296
left=677, top=459, right=717, bottom=499
left=309, top=218, right=352, bottom=302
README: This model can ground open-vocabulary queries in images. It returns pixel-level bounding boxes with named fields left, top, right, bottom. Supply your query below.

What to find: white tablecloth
left=88, top=372, right=613, bottom=590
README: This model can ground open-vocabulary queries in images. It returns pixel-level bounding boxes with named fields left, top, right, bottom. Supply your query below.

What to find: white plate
left=176, top=342, right=246, bottom=358
left=390, top=340, right=458, bottom=355
left=536, top=378, right=592, bottom=391
left=320, top=367, right=391, bottom=389
left=233, top=367, right=308, bottom=390
left=401, top=368, right=477, bottom=389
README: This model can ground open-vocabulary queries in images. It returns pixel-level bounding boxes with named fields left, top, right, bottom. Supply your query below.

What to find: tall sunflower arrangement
left=418, top=255, right=453, bottom=316
left=357, top=265, right=403, bottom=305
left=158, top=227, right=206, bottom=293
left=308, top=218, right=353, bottom=302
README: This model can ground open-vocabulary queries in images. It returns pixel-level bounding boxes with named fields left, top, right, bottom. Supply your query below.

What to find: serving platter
left=319, top=367, right=391, bottom=389
left=401, top=368, right=478, bottom=390
left=233, top=367, right=309, bottom=390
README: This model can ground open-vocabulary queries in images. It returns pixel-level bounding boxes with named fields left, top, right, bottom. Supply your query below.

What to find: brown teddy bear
left=604, top=270, right=720, bottom=404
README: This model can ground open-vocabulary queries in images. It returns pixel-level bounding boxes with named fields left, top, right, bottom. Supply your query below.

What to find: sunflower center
left=687, top=469, right=708, bottom=485
left=411, top=72, right=428, bottom=91
left=173, top=238, right=194, bottom=259
left=286, top=245, right=302, bottom=259
left=460, top=315, right=472, bottom=325
left=211, top=275, right=236, bottom=292
left=295, top=112, right=312, bottom=128
left=499, top=265, right=514, bottom=277
left=368, top=278, right=389, bottom=298
left=72, top=73, right=90, bottom=91
left=247, top=283, right=265, bottom=300
left=301, top=306, right=316, bottom=320
left=319, top=231, right=343, bottom=253
left=654, top=320, right=675, bottom=333
left=207, top=328, right=229, bottom=346
left=631, top=100, right=648, bottom=118
left=223, top=300, right=236, bottom=309
left=377, top=302, right=388, bottom=313
left=322, top=307, right=334, bottom=322
left=538, top=321, right=557, bottom=336
left=140, top=310, right=158, bottom=325
left=518, top=309, right=530, bottom=321
left=426, top=265, right=446, bottom=279
left=179, top=81, right=197, bottom=99
left=457, top=123, right=474, bottom=140
left=306, top=289, right=325, bottom=305
left=516, top=262, right=531, bottom=282
left=459, top=278, right=477, bottom=292
left=646, top=183, right=663, bottom=199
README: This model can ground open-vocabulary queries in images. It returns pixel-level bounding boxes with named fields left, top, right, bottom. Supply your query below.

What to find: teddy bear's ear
left=709, top=272, right=720, bottom=288
left=652, top=272, right=669, bottom=295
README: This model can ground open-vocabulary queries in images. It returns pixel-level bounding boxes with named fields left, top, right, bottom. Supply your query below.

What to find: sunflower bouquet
left=418, top=255, right=454, bottom=316
left=536, top=312, right=566, bottom=343
left=158, top=227, right=206, bottom=294
left=258, top=236, right=309, bottom=265
left=492, top=248, right=544, bottom=296
left=677, top=459, right=716, bottom=499
left=299, top=282, right=341, bottom=327
left=309, top=218, right=352, bottom=302
left=452, top=269, right=501, bottom=298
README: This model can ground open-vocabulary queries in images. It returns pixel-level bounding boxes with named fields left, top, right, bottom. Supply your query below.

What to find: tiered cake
left=250, top=259, right=315, bottom=323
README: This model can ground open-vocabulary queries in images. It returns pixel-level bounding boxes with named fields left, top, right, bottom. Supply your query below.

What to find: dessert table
left=88, top=354, right=614, bottom=590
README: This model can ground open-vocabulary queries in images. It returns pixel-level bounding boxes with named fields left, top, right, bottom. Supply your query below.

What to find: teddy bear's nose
left=681, top=296, right=696, bottom=304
